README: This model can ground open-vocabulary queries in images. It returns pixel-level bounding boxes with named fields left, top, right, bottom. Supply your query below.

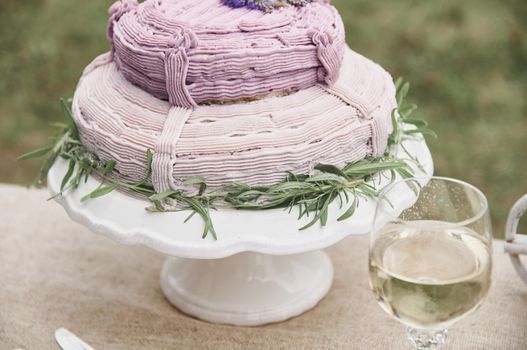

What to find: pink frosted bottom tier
left=71, top=47, right=396, bottom=194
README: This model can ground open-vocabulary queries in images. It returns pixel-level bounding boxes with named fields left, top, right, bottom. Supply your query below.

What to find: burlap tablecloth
left=0, top=184, right=526, bottom=349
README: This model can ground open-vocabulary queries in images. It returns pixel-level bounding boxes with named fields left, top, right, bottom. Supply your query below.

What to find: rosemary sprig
left=18, top=79, right=434, bottom=240
left=389, top=77, right=437, bottom=150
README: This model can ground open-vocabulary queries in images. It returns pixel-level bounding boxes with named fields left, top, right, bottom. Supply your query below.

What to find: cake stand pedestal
left=47, top=136, right=433, bottom=326
left=160, top=251, right=332, bottom=326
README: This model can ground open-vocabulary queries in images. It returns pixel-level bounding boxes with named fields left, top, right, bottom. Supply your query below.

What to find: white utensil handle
left=505, top=194, right=527, bottom=284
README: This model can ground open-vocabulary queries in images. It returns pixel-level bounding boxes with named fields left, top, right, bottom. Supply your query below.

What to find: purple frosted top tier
left=107, top=0, right=345, bottom=108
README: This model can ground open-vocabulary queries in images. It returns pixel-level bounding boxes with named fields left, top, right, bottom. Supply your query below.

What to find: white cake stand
left=48, top=135, right=433, bottom=326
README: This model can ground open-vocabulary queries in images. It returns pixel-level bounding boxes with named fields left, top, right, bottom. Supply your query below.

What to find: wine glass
left=368, top=177, right=492, bottom=349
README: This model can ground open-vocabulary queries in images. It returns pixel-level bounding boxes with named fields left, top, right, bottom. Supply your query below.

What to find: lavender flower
left=223, top=0, right=271, bottom=12
left=223, top=0, right=313, bottom=12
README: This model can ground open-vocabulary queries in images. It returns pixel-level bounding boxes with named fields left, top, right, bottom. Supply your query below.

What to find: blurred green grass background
left=0, top=0, right=526, bottom=237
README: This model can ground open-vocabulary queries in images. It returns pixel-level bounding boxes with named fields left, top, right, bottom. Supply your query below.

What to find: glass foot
left=406, top=327, right=447, bottom=349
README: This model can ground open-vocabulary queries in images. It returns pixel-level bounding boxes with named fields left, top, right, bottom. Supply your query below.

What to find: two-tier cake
left=71, top=0, right=396, bottom=196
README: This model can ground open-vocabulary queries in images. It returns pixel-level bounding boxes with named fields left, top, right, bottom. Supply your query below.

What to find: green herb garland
left=18, top=79, right=436, bottom=240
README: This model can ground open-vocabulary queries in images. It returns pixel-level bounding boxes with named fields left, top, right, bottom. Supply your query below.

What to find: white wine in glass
left=369, top=177, right=492, bottom=349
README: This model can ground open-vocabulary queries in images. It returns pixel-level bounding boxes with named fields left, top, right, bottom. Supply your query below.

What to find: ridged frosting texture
left=108, top=0, right=346, bottom=108
left=72, top=48, right=396, bottom=194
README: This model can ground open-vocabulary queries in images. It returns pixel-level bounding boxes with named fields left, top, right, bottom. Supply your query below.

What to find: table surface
left=1, top=184, right=526, bottom=350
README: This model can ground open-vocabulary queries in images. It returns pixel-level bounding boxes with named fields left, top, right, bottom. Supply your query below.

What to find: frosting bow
left=310, top=30, right=340, bottom=86
left=165, top=28, right=199, bottom=109
left=107, top=0, right=138, bottom=44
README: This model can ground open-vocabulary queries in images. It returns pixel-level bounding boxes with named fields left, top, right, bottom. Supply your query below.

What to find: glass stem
left=406, top=327, right=448, bottom=349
